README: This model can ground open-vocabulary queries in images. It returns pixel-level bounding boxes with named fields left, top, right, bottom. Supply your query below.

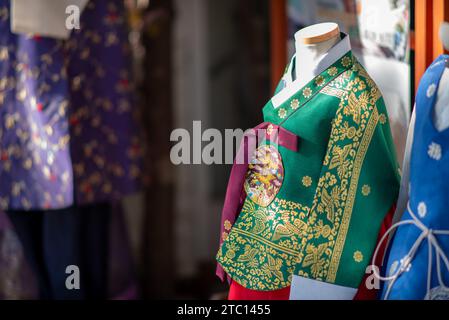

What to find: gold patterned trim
left=326, top=107, right=379, bottom=282
left=232, top=227, right=300, bottom=256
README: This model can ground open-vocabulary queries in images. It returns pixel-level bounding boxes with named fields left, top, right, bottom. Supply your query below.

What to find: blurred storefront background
left=0, top=0, right=271, bottom=299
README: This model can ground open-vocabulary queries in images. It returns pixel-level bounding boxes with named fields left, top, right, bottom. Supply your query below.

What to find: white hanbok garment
left=11, top=0, right=89, bottom=39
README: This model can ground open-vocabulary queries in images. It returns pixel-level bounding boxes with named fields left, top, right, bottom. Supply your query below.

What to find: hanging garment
left=216, top=34, right=400, bottom=298
left=6, top=203, right=110, bottom=300
left=107, top=203, right=138, bottom=300
left=0, top=203, right=138, bottom=300
left=0, top=0, right=143, bottom=210
left=377, top=54, right=449, bottom=300
left=0, top=210, right=38, bottom=299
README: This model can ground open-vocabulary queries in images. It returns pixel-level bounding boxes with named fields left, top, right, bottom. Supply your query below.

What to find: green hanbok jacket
left=216, top=47, right=400, bottom=291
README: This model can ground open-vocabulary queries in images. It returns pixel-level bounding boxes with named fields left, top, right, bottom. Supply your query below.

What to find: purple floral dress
left=0, top=0, right=144, bottom=210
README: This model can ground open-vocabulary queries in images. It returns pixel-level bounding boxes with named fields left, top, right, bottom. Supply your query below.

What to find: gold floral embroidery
left=321, top=86, right=346, bottom=98
left=347, top=126, right=356, bottom=139
left=328, top=66, right=338, bottom=76
left=353, top=251, right=363, bottom=263
left=216, top=198, right=309, bottom=290
left=267, top=124, right=274, bottom=136
left=272, top=212, right=308, bottom=241
left=224, top=220, right=232, bottom=231
left=379, top=113, right=387, bottom=124
left=315, top=75, right=325, bottom=87
left=222, top=232, right=228, bottom=241
left=303, top=87, right=312, bottom=99
left=342, top=56, right=352, bottom=67
left=296, top=69, right=382, bottom=284
left=361, top=184, right=371, bottom=196
left=278, top=108, right=287, bottom=119
left=261, top=255, right=285, bottom=282
left=316, top=186, right=340, bottom=222
left=321, top=70, right=352, bottom=98
left=329, top=145, right=351, bottom=178
left=225, top=242, right=238, bottom=259
left=327, top=107, right=380, bottom=283
left=302, top=176, right=312, bottom=187
left=335, top=122, right=355, bottom=141
left=312, top=220, right=331, bottom=239
left=302, top=243, right=328, bottom=278
left=344, top=91, right=368, bottom=124
left=238, top=245, right=259, bottom=268
left=290, top=98, right=300, bottom=110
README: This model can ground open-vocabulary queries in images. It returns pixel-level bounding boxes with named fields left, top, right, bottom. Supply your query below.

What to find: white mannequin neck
left=294, top=23, right=340, bottom=82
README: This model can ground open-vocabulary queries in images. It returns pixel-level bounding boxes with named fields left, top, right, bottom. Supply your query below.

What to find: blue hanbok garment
left=0, top=0, right=144, bottom=210
left=378, top=54, right=449, bottom=300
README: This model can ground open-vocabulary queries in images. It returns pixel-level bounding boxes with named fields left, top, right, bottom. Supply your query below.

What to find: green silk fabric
left=216, top=52, right=400, bottom=291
